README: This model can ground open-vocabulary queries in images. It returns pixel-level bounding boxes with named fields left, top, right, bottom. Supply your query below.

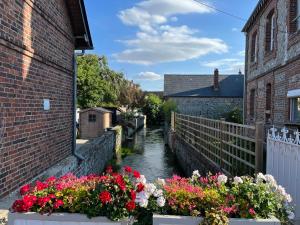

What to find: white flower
left=145, top=183, right=156, bottom=195
left=156, top=178, right=166, bottom=186
left=285, top=193, right=292, bottom=203
left=233, top=176, right=243, bottom=185
left=136, top=175, right=147, bottom=184
left=153, top=189, right=163, bottom=197
left=277, top=185, right=286, bottom=196
left=265, top=175, right=277, bottom=186
left=256, top=173, right=266, bottom=183
left=156, top=196, right=166, bottom=207
left=193, top=170, right=200, bottom=177
left=287, top=211, right=295, bottom=220
left=217, top=174, right=228, bottom=184
left=135, top=191, right=149, bottom=208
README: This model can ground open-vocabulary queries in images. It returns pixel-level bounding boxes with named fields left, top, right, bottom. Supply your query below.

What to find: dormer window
left=265, top=10, right=275, bottom=52
left=250, top=31, right=258, bottom=63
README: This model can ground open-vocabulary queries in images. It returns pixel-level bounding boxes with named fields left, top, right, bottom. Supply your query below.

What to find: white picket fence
left=267, top=127, right=300, bottom=222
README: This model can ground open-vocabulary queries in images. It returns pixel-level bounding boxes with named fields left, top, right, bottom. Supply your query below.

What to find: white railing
left=267, top=127, right=300, bottom=221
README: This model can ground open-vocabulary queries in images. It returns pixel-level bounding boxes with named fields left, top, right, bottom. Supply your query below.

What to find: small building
left=79, top=108, right=112, bottom=139
left=242, top=0, right=300, bottom=127
left=102, top=107, right=124, bottom=125
left=164, top=69, right=244, bottom=118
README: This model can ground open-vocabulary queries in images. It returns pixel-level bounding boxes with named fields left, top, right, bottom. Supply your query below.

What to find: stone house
left=243, top=0, right=300, bottom=127
left=79, top=108, right=112, bottom=139
left=0, top=0, right=93, bottom=198
left=164, top=69, right=244, bottom=118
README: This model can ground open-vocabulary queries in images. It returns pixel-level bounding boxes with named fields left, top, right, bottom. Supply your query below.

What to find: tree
left=77, top=54, right=143, bottom=109
left=142, top=94, right=163, bottom=124
left=162, top=99, right=177, bottom=124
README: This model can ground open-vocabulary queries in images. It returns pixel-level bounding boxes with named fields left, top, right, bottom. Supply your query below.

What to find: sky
left=84, top=0, right=258, bottom=91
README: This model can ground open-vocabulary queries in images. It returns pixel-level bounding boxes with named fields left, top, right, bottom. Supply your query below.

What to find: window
left=290, top=98, right=300, bottom=122
left=250, top=89, right=255, bottom=117
left=265, top=10, right=275, bottom=52
left=290, top=0, right=300, bottom=33
left=266, top=84, right=272, bottom=122
left=88, top=114, right=96, bottom=122
left=250, top=31, right=258, bottom=62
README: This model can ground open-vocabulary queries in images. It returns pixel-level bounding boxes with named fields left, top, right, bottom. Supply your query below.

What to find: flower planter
left=8, top=212, right=129, bottom=225
left=153, top=215, right=281, bottom=225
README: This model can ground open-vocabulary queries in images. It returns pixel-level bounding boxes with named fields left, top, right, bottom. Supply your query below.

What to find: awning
left=287, top=89, right=300, bottom=98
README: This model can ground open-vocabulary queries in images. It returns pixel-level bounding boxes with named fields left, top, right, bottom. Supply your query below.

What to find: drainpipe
left=72, top=51, right=85, bottom=163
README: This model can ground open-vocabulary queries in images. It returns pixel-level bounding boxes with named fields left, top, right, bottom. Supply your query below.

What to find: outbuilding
left=79, top=108, right=112, bottom=139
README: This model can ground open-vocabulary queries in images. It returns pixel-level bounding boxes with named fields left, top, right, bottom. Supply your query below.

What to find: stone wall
left=170, top=97, right=243, bottom=118
left=167, top=131, right=220, bottom=176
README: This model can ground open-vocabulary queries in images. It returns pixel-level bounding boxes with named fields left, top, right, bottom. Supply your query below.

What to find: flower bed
left=9, top=167, right=294, bottom=225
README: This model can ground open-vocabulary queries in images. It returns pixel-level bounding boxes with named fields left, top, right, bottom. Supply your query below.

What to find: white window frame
left=290, top=97, right=300, bottom=123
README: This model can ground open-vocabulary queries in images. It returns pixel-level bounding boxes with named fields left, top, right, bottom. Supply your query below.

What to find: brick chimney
left=214, top=68, right=219, bottom=91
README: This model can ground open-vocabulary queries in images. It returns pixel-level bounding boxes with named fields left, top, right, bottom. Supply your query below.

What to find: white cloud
left=115, top=0, right=228, bottom=65
left=136, top=72, right=162, bottom=80
left=232, top=27, right=238, bottom=32
left=202, top=58, right=244, bottom=74
left=237, top=50, right=245, bottom=56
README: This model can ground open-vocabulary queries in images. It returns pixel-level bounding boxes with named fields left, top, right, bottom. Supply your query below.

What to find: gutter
left=72, top=52, right=85, bottom=163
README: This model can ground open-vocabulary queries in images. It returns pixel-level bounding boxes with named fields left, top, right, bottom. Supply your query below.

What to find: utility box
left=79, top=108, right=112, bottom=139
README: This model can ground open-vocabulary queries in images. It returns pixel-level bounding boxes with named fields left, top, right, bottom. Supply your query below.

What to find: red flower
left=125, top=201, right=136, bottom=211
left=48, top=194, right=56, bottom=199
left=124, top=166, right=132, bottom=173
left=37, top=197, right=51, bottom=207
left=46, top=176, right=56, bottom=183
left=106, top=166, right=113, bottom=174
left=249, top=208, right=256, bottom=216
left=53, top=199, right=64, bottom=209
left=136, top=183, right=144, bottom=192
left=130, top=190, right=136, bottom=201
left=12, top=200, right=28, bottom=212
left=115, top=175, right=126, bottom=191
left=36, top=181, right=48, bottom=191
left=23, top=195, right=37, bottom=209
left=20, top=184, right=31, bottom=196
left=99, top=191, right=112, bottom=204
left=133, top=170, right=141, bottom=179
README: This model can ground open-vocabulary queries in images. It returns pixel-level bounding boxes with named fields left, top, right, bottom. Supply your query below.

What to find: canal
left=117, top=126, right=183, bottom=182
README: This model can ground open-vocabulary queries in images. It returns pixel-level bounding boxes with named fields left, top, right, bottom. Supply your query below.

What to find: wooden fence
left=171, top=112, right=264, bottom=176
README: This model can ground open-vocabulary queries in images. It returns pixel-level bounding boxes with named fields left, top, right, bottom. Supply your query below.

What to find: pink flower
left=36, top=181, right=48, bottom=191
left=249, top=208, right=256, bottom=216
left=20, top=184, right=31, bottom=196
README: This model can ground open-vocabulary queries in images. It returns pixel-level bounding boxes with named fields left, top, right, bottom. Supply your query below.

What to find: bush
left=162, top=100, right=177, bottom=124
left=142, top=94, right=163, bottom=125
left=224, top=107, right=243, bottom=124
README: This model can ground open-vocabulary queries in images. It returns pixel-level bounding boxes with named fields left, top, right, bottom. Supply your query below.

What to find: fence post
left=255, top=122, right=264, bottom=173
left=171, top=111, right=175, bottom=131
left=220, top=118, right=225, bottom=171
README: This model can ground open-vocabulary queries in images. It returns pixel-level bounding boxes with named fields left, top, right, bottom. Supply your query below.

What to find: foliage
left=223, top=107, right=243, bottom=124
left=77, top=55, right=143, bottom=109
left=12, top=171, right=294, bottom=225
left=142, top=94, right=163, bottom=124
left=162, top=100, right=177, bottom=124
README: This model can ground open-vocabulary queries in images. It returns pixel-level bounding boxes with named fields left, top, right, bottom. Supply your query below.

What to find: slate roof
left=164, top=74, right=244, bottom=98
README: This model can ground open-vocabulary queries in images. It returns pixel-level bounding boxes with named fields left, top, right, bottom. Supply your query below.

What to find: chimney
left=214, top=68, right=219, bottom=91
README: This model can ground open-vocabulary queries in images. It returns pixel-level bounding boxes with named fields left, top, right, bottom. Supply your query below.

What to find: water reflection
left=118, top=126, right=183, bottom=182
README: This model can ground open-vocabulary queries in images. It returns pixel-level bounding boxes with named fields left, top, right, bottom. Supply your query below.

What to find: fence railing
left=171, top=112, right=264, bottom=176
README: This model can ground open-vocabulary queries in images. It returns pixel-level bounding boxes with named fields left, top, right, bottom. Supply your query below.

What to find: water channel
left=117, top=126, right=183, bottom=182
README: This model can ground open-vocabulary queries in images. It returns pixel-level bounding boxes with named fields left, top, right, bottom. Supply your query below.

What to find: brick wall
left=244, top=0, right=300, bottom=126
left=0, top=0, right=75, bottom=198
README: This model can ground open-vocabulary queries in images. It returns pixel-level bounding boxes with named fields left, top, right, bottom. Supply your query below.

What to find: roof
left=65, top=0, right=93, bottom=50
left=164, top=74, right=244, bottom=98
left=79, top=107, right=112, bottom=114
left=242, top=0, right=268, bottom=32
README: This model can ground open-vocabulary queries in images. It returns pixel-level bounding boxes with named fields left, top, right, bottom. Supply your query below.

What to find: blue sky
left=84, top=0, right=258, bottom=91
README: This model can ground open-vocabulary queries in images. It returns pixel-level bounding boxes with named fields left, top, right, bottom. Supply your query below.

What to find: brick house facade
left=0, top=0, right=92, bottom=198
left=243, top=0, right=300, bottom=127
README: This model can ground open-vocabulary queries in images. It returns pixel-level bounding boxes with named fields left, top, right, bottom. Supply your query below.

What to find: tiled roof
left=164, top=74, right=244, bottom=98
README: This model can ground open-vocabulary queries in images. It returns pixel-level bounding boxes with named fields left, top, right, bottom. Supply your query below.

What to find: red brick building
left=0, top=0, right=93, bottom=198
left=243, top=0, right=300, bottom=127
